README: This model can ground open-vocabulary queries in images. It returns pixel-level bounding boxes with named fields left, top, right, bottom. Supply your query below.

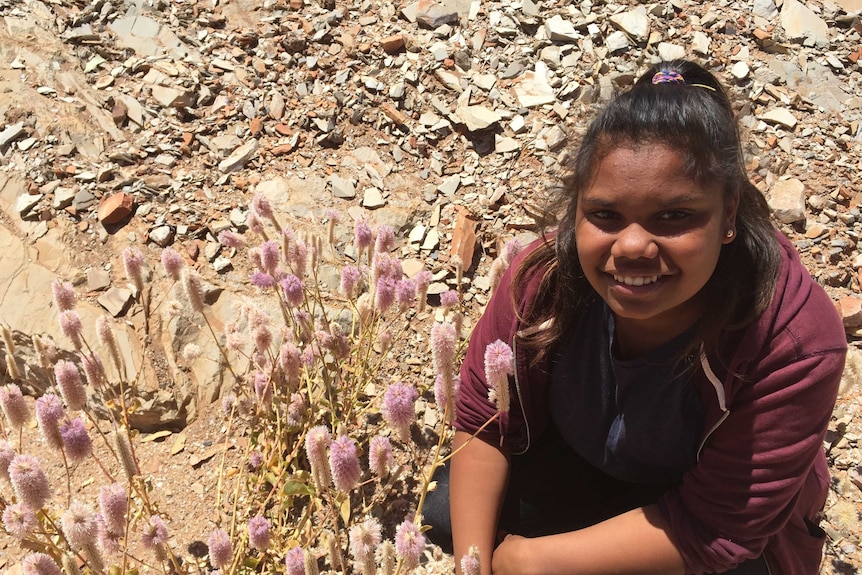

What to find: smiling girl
left=425, top=60, right=847, bottom=574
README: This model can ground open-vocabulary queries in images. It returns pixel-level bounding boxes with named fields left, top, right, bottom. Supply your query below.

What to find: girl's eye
left=589, top=210, right=617, bottom=220
left=658, top=210, right=690, bottom=221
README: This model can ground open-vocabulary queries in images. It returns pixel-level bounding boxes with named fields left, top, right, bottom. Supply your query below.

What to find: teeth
left=612, top=275, right=660, bottom=286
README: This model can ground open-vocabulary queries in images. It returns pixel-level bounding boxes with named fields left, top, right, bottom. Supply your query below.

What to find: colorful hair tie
left=652, top=70, right=685, bottom=84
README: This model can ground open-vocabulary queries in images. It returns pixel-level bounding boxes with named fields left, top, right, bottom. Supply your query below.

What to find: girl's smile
left=575, top=144, right=737, bottom=354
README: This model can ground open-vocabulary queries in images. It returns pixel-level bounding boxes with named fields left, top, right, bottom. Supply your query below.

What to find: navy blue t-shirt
left=549, top=300, right=704, bottom=485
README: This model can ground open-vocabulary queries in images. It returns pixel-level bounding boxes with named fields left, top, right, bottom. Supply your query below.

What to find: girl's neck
left=611, top=300, right=703, bottom=360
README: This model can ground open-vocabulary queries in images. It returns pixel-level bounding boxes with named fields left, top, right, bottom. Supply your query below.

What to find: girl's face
left=574, top=144, right=737, bottom=352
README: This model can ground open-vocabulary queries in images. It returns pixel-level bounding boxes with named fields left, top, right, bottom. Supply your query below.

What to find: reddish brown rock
left=250, top=117, right=264, bottom=137
left=98, top=192, right=134, bottom=225
left=837, top=296, right=862, bottom=328
left=380, top=34, right=405, bottom=54
left=450, top=206, right=478, bottom=272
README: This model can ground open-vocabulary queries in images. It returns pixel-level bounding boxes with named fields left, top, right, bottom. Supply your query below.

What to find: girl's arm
left=491, top=505, right=685, bottom=575
left=450, top=430, right=510, bottom=575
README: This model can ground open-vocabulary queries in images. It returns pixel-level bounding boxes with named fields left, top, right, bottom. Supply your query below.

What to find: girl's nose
left=610, top=224, right=659, bottom=260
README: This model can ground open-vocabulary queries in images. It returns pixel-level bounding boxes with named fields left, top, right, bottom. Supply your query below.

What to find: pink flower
left=207, top=528, right=233, bottom=569
left=141, top=515, right=169, bottom=550
left=502, top=238, right=523, bottom=264
left=182, top=270, right=206, bottom=314
left=253, top=372, right=272, bottom=406
left=51, top=280, right=76, bottom=312
left=377, top=329, right=392, bottom=354
left=340, top=265, right=362, bottom=299
left=248, top=515, right=271, bottom=551
left=251, top=193, right=274, bottom=221
left=0, top=439, right=15, bottom=482
left=260, top=240, right=280, bottom=274
left=21, top=554, right=62, bottom=575
left=54, top=360, right=87, bottom=411
left=375, top=276, right=395, bottom=312
left=374, top=225, right=394, bottom=254
left=484, top=340, right=514, bottom=414
left=122, top=247, right=145, bottom=293
left=3, top=503, right=36, bottom=539
left=395, top=279, right=416, bottom=312
left=0, top=384, right=30, bottom=430
left=247, top=212, right=265, bottom=237
left=218, top=230, right=246, bottom=249
left=381, top=382, right=417, bottom=442
left=58, top=310, right=83, bottom=349
left=349, top=517, right=382, bottom=575
left=440, top=289, right=459, bottom=309
left=368, top=435, right=393, bottom=478
left=97, top=515, right=121, bottom=557
left=289, top=236, right=308, bottom=277
left=281, top=274, right=304, bottom=307
left=329, top=435, right=361, bottom=492
left=434, top=373, right=459, bottom=419
left=161, top=247, right=184, bottom=281
left=61, top=501, right=98, bottom=550
left=279, top=344, right=302, bottom=387
left=36, top=393, right=66, bottom=449
left=9, top=454, right=51, bottom=511
left=461, top=547, right=481, bottom=575
left=354, top=220, right=373, bottom=254
left=430, top=322, right=456, bottom=381
left=287, top=393, right=305, bottom=427
left=394, top=519, right=425, bottom=569
left=98, top=484, right=128, bottom=536
left=81, top=353, right=106, bottom=389
left=60, top=417, right=92, bottom=462
left=250, top=271, right=276, bottom=290
left=284, top=547, right=306, bottom=575
left=305, top=426, right=332, bottom=492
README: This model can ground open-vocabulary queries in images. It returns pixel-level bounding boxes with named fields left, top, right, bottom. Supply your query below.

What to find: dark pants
left=424, top=425, right=768, bottom=574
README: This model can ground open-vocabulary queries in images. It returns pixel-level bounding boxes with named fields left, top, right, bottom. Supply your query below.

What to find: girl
left=425, top=60, right=847, bottom=574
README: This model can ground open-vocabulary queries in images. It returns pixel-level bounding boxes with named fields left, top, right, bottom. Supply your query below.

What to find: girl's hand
left=492, top=534, right=531, bottom=575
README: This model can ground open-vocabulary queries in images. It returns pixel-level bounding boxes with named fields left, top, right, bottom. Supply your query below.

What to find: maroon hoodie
left=454, top=232, right=846, bottom=574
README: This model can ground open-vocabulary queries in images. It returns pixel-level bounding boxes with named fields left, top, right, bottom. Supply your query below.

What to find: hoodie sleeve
left=659, top=336, right=845, bottom=573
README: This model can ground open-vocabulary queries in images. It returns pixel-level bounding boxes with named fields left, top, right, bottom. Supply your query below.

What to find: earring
left=726, top=229, right=735, bottom=238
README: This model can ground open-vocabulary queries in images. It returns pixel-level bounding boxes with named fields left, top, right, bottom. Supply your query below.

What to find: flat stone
left=657, top=42, right=686, bottom=61
left=437, top=174, right=460, bottom=196
left=605, top=30, right=630, bottom=53
left=218, top=140, right=259, bottom=173
left=362, top=187, right=386, bottom=209
left=150, top=225, right=174, bottom=247
left=98, top=286, right=133, bottom=317
left=753, top=0, right=779, bottom=18
left=609, top=5, right=649, bottom=42
left=73, top=189, right=97, bottom=211
left=780, top=0, right=829, bottom=47
left=87, top=268, right=112, bottom=291
left=450, top=207, right=478, bottom=271
left=455, top=105, right=501, bottom=131
left=0, top=122, right=25, bottom=149
left=495, top=135, right=520, bottom=153
left=760, top=107, right=797, bottom=129
left=380, top=34, right=405, bottom=54
left=330, top=174, right=356, bottom=199
left=544, top=15, right=579, bottom=43
left=53, top=187, right=75, bottom=210
left=731, top=61, right=751, bottom=80
left=151, top=85, right=192, bottom=108
left=511, top=62, right=556, bottom=108
left=837, top=297, right=862, bottom=328
left=415, top=0, right=459, bottom=28
left=16, top=193, right=42, bottom=218
left=98, top=192, right=134, bottom=225
left=692, top=31, right=711, bottom=55
left=768, top=178, right=806, bottom=223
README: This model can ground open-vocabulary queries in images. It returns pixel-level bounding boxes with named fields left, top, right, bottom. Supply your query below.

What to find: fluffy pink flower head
left=368, top=435, right=393, bottom=478
left=374, top=225, right=394, bottom=254
left=3, top=502, right=36, bottom=539
left=250, top=271, right=276, bottom=290
left=58, top=310, right=83, bottom=349
left=354, top=220, right=373, bottom=254
left=289, top=236, right=308, bottom=277
left=61, top=501, right=98, bottom=550
left=21, top=553, right=62, bottom=575
left=122, top=247, right=145, bottom=293
left=381, top=382, right=418, bottom=442
left=395, top=279, right=416, bottom=313
left=248, top=515, right=271, bottom=551
left=430, top=322, right=456, bottom=380
left=440, top=289, right=459, bottom=310
left=98, top=483, right=128, bottom=536
left=502, top=238, right=523, bottom=265
left=252, top=193, right=274, bottom=221
left=260, top=240, right=280, bottom=274
left=460, top=546, right=481, bottom=575
left=54, top=360, right=87, bottom=411
left=0, top=384, right=30, bottom=430
left=9, top=454, right=50, bottom=510
left=281, top=274, right=304, bottom=308
left=35, top=394, right=65, bottom=450
left=97, top=515, right=121, bottom=557
left=51, top=280, right=76, bottom=312
left=161, top=247, right=184, bottom=281
left=349, top=517, right=382, bottom=574
left=340, top=265, right=362, bottom=299
left=394, top=519, right=425, bottom=569
left=305, top=425, right=332, bottom=492
left=218, top=230, right=246, bottom=249
left=377, top=328, right=393, bottom=354
left=207, top=528, right=233, bottom=569
left=434, top=373, right=459, bottom=420
left=142, top=515, right=169, bottom=551
left=284, top=547, right=306, bottom=575
left=287, top=392, right=305, bottom=427
left=329, top=435, right=361, bottom=492
left=279, top=343, right=302, bottom=386
left=253, top=372, right=272, bottom=406
left=374, top=276, right=395, bottom=313
left=60, top=417, right=92, bottom=463
left=484, top=340, right=514, bottom=414
left=0, top=439, right=15, bottom=482
left=182, top=270, right=206, bottom=314
left=81, top=353, right=106, bottom=390
left=247, top=211, right=265, bottom=237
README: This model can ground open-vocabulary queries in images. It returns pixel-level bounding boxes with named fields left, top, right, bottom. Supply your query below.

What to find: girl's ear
left=722, top=189, right=740, bottom=245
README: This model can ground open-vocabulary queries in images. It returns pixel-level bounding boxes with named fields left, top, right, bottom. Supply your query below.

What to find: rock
left=380, top=34, right=405, bottom=54
left=657, top=42, right=686, bottom=61
left=87, top=268, right=112, bottom=292
left=98, top=192, right=134, bottom=225
left=544, top=15, right=579, bottom=43
left=362, top=187, right=386, bottom=209
left=218, top=140, right=259, bottom=173
left=438, top=174, right=460, bottom=196
left=692, top=31, right=711, bottom=55
left=73, top=189, right=97, bottom=211
left=605, top=31, right=631, bottom=53
left=455, top=105, right=501, bottom=131
left=97, top=286, right=133, bottom=317
left=780, top=0, right=829, bottom=47
left=753, top=0, right=779, bottom=19
left=414, top=1, right=459, bottom=29
left=16, top=193, right=42, bottom=218
left=267, top=91, right=285, bottom=120
left=511, top=62, right=556, bottom=108
left=330, top=174, right=356, bottom=199
left=0, top=122, right=26, bottom=149
left=609, top=6, right=650, bottom=42
left=837, top=297, right=862, bottom=328
left=150, top=226, right=174, bottom=247
left=760, top=107, right=798, bottom=129
left=151, top=85, right=193, bottom=108
left=731, top=61, right=750, bottom=80
left=450, top=207, right=478, bottom=271
left=53, top=187, right=75, bottom=210
left=768, top=178, right=806, bottom=223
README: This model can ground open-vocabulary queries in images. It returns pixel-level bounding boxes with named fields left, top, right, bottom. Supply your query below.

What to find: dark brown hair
left=514, top=60, right=780, bottom=362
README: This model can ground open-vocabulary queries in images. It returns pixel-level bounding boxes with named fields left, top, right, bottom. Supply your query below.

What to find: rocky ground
left=0, top=0, right=861, bottom=572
